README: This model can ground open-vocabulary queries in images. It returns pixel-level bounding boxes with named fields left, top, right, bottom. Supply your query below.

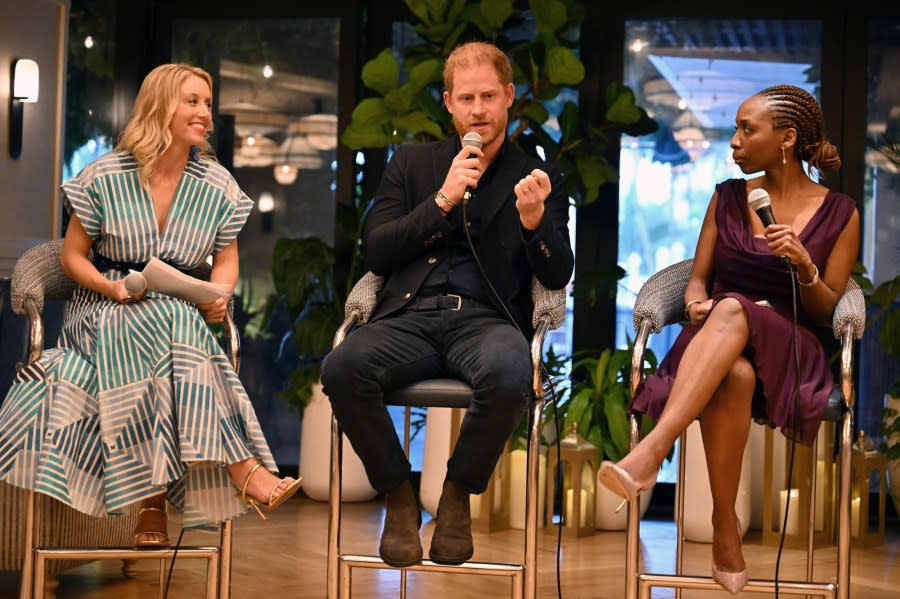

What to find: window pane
left=859, top=19, right=900, bottom=446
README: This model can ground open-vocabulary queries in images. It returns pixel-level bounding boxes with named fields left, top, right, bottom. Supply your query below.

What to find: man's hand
left=438, top=146, right=485, bottom=210
left=514, top=169, right=550, bottom=230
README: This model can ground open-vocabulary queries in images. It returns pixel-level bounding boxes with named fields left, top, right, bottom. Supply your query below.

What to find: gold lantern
left=545, top=424, right=600, bottom=537
left=850, top=430, right=887, bottom=547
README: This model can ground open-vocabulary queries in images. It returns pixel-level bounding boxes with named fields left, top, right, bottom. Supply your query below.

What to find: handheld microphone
left=748, top=188, right=790, bottom=264
left=462, top=131, right=483, bottom=203
left=748, top=188, right=776, bottom=228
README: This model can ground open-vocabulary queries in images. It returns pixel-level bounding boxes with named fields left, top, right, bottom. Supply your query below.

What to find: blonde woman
left=0, top=63, right=300, bottom=547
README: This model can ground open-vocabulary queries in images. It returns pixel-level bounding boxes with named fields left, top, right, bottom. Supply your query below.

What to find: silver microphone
left=462, top=131, right=483, bottom=203
left=748, top=188, right=776, bottom=228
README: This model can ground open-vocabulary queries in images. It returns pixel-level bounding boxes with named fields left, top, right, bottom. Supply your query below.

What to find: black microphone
left=748, top=188, right=776, bottom=227
left=462, top=131, right=483, bottom=203
left=748, top=188, right=790, bottom=264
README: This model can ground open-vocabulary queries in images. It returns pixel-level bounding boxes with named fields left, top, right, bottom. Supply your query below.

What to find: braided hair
left=757, top=84, right=841, bottom=174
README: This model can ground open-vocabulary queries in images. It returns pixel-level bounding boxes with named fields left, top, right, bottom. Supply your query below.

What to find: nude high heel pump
left=598, top=461, right=657, bottom=513
left=711, top=520, right=749, bottom=594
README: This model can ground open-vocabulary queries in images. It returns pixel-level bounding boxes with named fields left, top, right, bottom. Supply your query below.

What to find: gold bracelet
left=436, top=189, right=457, bottom=208
left=684, top=299, right=703, bottom=321
left=797, top=264, right=819, bottom=287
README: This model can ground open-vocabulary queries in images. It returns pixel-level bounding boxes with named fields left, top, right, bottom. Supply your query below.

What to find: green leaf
left=558, top=101, right=579, bottom=143
left=384, top=83, right=418, bottom=113
left=405, top=0, right=433, bottom=25
left=575, top=154, right=610, bottom=206
left=603, top=389, right=630, bottom=458
left=481, top=0, right=514, bottom=29
left=392, top=111, right=445, bottom=139
left=361, top=49, right=400, bottom=95
left=605, top=84, right=642, bottom=125
left=545, top=46, right=584, bottom=86
left=340, top=122, right=394, bottom=150
left=519, top=100, right=550, bottom=125
left=349, top=98, right=392, bottom=127
left=407, top=58, right=443, bottom=89
left=529, top=0, right=567, bottom=34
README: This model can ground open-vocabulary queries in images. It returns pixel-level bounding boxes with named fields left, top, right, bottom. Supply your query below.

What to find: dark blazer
left=364, top=135, right=574, bottom=336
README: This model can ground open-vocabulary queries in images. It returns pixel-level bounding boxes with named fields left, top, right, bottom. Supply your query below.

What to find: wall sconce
left=9, top=58, right=40, bottom=159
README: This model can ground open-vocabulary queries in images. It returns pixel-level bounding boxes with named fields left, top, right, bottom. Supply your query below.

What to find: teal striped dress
left=0, top=151, right=275, bottom=526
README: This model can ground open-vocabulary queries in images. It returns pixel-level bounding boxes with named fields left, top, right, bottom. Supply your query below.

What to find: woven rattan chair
left=624, top=258, right=864, bottom=599
left=326, top=271, right=566, bottom=599
left=3, top=238, right=239, bottom=599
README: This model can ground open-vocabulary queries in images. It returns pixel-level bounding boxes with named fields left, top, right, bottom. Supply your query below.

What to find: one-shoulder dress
left=0, top=151, right=276, bottom=526
left=629, top=178, right=856, bottom=444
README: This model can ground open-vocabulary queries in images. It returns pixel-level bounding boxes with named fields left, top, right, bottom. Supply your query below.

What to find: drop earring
left=781, top=145, right=787, bottom=165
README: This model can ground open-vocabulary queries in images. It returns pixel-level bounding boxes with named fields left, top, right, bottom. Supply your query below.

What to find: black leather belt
left=411, top=294, right=465, bottom=311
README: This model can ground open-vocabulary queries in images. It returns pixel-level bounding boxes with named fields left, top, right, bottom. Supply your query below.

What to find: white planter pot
left=678, top=420, right=751, bottom=542
left=298, top=383, right=377, bottom=502
left=420, top=407, right=456, bottom=517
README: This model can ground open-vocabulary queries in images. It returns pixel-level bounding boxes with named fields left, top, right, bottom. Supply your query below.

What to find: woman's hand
left=764, top=224, right=812, bottom=268
left=196, top=296, right=228, bottom=323
left=687, top=299, right=715, bottom=325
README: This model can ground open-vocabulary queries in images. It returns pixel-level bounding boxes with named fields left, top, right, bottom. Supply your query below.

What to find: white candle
left=565, top=488, right=588, bottom=527
left=851, top=496, right=861, bottom=536
left=778, top=489, right=800, bottom=535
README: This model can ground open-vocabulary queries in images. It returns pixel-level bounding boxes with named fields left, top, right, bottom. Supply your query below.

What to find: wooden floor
left=2, top=493, right=898, bottom=598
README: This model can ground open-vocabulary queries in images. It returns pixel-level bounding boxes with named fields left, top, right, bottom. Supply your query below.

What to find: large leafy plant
left=562, top=344, right=657, bottom=462
left=340, top=0, right=658, bottom=207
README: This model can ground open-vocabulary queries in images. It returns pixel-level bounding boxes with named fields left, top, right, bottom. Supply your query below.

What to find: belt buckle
left=445, top=294, right=462, bottom=311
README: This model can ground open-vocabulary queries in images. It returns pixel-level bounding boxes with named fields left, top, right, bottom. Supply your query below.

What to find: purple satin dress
left=629, top=178, right=856, bottom=444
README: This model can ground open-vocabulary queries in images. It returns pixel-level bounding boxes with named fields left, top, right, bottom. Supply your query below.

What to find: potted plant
left=269, top=195, right=377, bottom=501
left=553, top=343, right=658, bottom=529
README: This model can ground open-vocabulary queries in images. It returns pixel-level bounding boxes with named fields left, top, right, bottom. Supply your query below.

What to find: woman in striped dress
left=0, top=64, right=300, bottom=546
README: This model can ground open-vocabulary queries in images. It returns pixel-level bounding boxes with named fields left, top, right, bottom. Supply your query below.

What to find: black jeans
left=321, top=302, right=531, bottom=495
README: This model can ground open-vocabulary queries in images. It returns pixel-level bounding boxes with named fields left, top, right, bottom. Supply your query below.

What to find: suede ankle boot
left=428, top=479, right=473, bottom=565
left=379, top=479, right=423, bottom=567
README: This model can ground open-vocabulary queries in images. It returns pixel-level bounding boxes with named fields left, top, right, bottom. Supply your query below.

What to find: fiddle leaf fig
left=530, top=0, right=567, bottom=34
left=546, top=46, right=584, bottom=86
left=481, top=0, right=514, bottom=29
left=361, top=49, right=400, bottom=95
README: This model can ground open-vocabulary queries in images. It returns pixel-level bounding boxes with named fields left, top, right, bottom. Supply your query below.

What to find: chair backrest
left=631, top=258, right=866, bottom=341
left=11, top=238, right=224, bottom=316
left=343, top=271, right=568, bottom=331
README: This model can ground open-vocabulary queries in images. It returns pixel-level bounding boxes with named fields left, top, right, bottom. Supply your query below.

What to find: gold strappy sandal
left=237, top=463, right=303, bottom=520
left=134, top=506, right=170, bottom=548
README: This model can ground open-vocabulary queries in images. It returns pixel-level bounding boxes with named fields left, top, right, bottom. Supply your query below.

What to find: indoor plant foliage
left=563, top=344, right=657, bottom=462
left=269, top=196, right=371, bottom=411
left=340, top=0, right=658, bottom=207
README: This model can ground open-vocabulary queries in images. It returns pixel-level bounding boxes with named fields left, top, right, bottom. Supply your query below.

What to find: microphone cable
left=161, top=525, right=186, bottom=599
left=773, top=258, right=805, bottom=599
left=461, top=198, right=566, bottom=599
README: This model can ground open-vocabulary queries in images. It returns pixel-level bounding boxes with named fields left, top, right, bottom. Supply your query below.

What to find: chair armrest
left=631, top=259, right=694, bottom=334
left=11, top=239, right=78, bottom=316
left=531, top=278, right=566, bottom=331
left=832, top=278, right=865, bottom=342
left=345, top=271, right=383, bottom=325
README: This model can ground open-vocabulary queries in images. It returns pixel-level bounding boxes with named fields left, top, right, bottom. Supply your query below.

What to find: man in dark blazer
left=322, top=41, right=573, bottom=568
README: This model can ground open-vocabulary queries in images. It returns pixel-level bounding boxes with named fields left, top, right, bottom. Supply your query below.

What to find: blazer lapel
left=479, top=143, right=527, bottom=228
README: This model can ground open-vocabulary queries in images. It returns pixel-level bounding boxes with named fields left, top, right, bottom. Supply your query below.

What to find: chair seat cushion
left=385, top=379, right=473, bottom=409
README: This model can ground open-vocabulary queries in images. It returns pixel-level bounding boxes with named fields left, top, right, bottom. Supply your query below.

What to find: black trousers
left=321, top=301, right=532, bottom=495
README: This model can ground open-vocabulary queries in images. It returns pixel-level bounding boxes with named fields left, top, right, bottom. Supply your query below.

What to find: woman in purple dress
left=599, top=85, right=859, bottom=594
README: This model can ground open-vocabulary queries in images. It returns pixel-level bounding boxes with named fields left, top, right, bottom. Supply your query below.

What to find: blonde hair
left=443, top=41, right=512, bottom=93
left=115, top=63, right=214, bottom=188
